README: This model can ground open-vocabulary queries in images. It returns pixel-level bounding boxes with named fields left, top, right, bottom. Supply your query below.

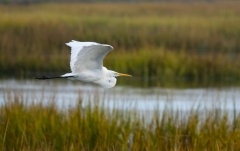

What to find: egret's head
left=94, top=69, right=132, bottom=89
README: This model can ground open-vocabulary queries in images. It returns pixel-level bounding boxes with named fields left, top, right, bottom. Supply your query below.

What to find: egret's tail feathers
left=35, top=75, right=74, bottom=80
left=61, top=73, right=77, bottom=77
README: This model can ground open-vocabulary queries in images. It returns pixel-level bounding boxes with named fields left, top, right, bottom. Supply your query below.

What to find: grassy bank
left=1, top=93, right=240, bottom=150
left=0, top=2, right=240, bottom=81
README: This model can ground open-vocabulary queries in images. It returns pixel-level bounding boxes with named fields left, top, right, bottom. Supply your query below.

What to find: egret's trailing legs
left=35, top=75, right=74, bottom=80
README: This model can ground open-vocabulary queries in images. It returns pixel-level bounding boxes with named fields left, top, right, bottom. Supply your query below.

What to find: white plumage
left=66, top=40, right=113, bottom=73
left=36, top=40, right=131, bottom=89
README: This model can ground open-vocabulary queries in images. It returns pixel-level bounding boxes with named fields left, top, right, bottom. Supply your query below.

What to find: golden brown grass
left=1, top=92, right=240, bottom=150
left=0, top=2, right=240, bottom=80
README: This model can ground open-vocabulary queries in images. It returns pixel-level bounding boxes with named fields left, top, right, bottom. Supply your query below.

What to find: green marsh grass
left=0, top=2, right=240, bottom=81
left=1, top=92, right=240, bottom=150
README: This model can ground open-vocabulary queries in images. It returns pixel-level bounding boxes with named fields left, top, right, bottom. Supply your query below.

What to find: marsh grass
left=1, top=92, right=240, bottom=150
left=0, top=2, right=240, bottom=80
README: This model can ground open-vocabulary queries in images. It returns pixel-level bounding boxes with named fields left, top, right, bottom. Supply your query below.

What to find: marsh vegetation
left=0, top=2, right=240, bottom=82
left=1, top=92, right=240, bottom=150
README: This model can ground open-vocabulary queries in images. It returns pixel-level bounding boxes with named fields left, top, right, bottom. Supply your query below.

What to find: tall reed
left=1, top=93, right=240, bottom=150
left=0, top=2, right=240, bottom=80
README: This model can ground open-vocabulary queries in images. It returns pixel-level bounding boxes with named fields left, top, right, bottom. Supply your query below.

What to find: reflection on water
left=0, top=79, right=240, bottom=112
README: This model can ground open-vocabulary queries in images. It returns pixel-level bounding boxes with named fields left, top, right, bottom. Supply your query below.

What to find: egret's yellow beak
left=117, top=73, right=132, bottom=77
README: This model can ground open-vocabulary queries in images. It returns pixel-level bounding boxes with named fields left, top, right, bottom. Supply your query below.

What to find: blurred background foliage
left=0, top=2, right=240, bottom=84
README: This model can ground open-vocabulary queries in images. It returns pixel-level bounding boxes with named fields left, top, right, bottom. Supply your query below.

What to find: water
left=1, top=79, right=240, bottom=112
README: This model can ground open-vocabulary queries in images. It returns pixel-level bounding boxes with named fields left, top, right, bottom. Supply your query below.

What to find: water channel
left=1, top=79, right=240, bottom=113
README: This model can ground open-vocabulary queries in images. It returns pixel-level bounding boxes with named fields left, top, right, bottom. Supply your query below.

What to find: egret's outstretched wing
left=66, top=40, right=113, bottom=73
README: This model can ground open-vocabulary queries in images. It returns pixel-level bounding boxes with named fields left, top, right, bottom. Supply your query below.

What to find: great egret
left=36, top=40, right=132, bottom=89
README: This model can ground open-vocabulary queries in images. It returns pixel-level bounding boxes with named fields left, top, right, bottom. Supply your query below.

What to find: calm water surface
left=1, top=79, right=240, bottom=112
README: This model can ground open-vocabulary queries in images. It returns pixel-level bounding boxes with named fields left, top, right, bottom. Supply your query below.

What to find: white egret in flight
left=36, top=40, right=132, bottom=89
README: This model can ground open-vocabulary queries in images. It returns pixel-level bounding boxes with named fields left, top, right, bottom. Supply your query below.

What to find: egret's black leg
left=35, top=75, right=74, bottom=80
